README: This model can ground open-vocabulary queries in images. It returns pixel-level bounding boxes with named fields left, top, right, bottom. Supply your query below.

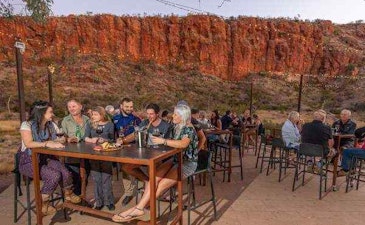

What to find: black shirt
left=191, top=118, right=202, bottom=132
left=332, top=119, right=356, bottom=147
left=301, top=120, right=333, bottom=152
left=221, top=114, right=233, bottom=130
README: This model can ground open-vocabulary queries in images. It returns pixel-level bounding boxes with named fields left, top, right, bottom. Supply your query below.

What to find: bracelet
left=163, top=139, right=167, bottom=146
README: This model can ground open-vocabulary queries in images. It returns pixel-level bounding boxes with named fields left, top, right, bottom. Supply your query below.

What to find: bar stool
left=278, top=144, right=297, bottom=182
left=346, top=155, right=365, bottom=192
left=292, top=143, right=329, bottom=200
left=187, top=150, right=217, bottom=225
left=211, top=131, right=243, bottom=181
left=13, top=153, right=32, bottom=225
left=13, top=153, right=65, bottom=224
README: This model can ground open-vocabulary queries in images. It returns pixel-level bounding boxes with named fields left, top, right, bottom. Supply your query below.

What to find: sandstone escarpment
left=0, top=15, right=364, bottom=79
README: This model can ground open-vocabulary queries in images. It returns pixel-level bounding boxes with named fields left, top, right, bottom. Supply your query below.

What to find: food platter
left=93, top=142, right=122, bottom=151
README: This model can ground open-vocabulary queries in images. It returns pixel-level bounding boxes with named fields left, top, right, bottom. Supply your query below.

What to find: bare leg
left=122, top=163, right=149, bottom=182
left=113, top=160, right=174, bottom=220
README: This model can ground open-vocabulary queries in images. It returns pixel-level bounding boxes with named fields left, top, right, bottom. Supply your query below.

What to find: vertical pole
left=249, top=81, right=253, bottom=115
left=15, top=43, right=26, bottom=123
left=47, top=65, right=55, bottom=106
left=48, top=71, right=53, bottom=105
left=297, top=74, right=303, bottom=113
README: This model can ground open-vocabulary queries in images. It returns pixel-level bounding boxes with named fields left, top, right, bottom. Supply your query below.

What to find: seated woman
left=112, top=104, right=198, bottom=223
left=19, top=100, right=80, bottom=215
left=84, top=106, right=115, bottom=210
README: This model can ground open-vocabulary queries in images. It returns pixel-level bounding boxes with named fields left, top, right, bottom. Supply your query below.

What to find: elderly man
left=301, top=110, right=334, bottom=169
left=338, top=127, right=365, bottom=176
left=281, top=111, right=301, bottom=150
left=332, top=109, right=356, bottom=149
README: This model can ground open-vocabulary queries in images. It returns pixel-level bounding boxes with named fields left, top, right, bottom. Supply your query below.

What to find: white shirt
left=281, top=119, right=301, bottom=148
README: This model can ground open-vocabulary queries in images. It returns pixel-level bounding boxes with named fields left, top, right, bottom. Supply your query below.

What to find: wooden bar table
left=331, top=133, right=355, bottom=191
left=31, top=142, right=183, bottom=225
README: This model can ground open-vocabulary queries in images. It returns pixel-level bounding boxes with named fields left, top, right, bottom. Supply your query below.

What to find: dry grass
left=0, top=120, right=20, bottom=174
left=0, top=120, right=19, bottom=132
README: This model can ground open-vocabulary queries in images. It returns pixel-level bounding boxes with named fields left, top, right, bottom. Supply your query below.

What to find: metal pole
left=297, top=74, right=303, bottom=113
left=249, top=81, right=253, bottom=115
left=15, top=42, right=26, bottom=122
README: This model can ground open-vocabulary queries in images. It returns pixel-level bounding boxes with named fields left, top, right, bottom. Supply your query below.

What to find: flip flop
left=112, top=212, right=130, bottom=223
left=118, top=207, right=145, bottom=222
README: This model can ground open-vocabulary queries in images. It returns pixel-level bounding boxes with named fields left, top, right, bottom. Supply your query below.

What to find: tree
left=0, top=0, right=53, bottom=22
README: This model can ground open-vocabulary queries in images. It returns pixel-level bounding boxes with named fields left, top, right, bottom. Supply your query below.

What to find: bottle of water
left=75, top=125, right=81, bottom=142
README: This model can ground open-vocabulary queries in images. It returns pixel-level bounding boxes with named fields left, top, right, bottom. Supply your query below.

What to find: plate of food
left=93, top=142, right=122, bottom=151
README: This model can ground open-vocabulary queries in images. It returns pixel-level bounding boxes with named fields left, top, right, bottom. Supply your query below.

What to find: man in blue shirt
left=113, top=98, right=141, bottom=138
left=113, top=97, right=141, bottom=206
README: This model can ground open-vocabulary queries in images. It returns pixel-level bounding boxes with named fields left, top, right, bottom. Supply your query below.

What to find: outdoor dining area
left=5, top=95, right=365, bottom=225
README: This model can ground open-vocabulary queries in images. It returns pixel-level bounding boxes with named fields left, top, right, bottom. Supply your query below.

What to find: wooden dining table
left=331, top=133, right=355, bottom=191
left=31, top=142, right=184, bottom=225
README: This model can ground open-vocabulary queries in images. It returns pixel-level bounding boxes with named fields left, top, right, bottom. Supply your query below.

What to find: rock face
left=0, top=15, right=364, bottom=79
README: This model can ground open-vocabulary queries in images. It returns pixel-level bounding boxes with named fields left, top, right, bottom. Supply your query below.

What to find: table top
left=332, top=133, right=355, bottom=138
left=204, top=129, right=232, bottom=135
left=32, top=142, right=179, bottom=165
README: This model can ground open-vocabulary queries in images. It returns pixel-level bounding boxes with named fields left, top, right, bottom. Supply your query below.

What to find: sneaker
left=107, top=204, right=115, bottom=211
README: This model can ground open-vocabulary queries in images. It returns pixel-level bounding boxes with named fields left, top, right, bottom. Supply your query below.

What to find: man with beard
left=113, top=97, right=142, bottom=206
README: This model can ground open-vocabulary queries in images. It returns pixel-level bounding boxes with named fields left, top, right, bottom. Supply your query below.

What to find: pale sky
left=49, top=0, right=365, bottom=24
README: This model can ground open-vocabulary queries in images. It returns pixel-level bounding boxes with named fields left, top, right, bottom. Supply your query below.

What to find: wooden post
left=15, top=41, right=26, bottom=122
left=249, top=81, right=253, bottom=115
left=47, top=65, right=55, bottom=105
left=297, top=74, right=303, bottom=113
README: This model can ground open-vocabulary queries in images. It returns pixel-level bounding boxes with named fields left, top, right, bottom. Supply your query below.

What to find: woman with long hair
left=210, top=109, right=222, bottom=130
left=84, top=106, right=115, bottom=210
left=19, top=100, right=80, bottom=215
left=112, top=104, right=198, bottom=223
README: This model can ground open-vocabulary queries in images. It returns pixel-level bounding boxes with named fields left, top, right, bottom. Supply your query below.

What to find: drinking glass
left=334, top=124, right=340, bottom=134
left=55, top=127, right=66, bottom=143
left=149, top=128, right=161, bottom=148
left=56, top=128, right=65, bottom=138
left=96, top=125, right=104, bottom=143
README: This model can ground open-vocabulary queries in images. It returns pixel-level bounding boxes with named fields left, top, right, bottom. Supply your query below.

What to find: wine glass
left=334, top=124, right=340, bottom=134
left=56, top=127, right=65, bottom=138
left=55, top=127, right=66, bottom=143
left=96, top=125, right=104, bottom=143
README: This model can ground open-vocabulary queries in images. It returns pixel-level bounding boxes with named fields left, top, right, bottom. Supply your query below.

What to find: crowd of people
left=21, top=97, right=364, bottom=223
left=281, top=109, right=364, bottom=175
left=19, top=97, right=261, bottom=223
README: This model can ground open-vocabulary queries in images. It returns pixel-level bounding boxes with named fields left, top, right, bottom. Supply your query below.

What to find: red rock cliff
left=0, top=15, right=364, bottom=79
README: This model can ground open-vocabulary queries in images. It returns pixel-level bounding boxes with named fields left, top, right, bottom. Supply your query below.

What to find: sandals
left=112, top=207, right=145, bottom=223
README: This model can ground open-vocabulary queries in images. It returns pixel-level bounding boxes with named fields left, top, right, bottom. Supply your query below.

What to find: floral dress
left=174, top=125, right=198, bottom=178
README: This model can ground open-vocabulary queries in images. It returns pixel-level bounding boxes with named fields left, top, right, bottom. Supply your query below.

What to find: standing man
left=113, top=97, right=141, bottom=206
left=61, top=99, right=90, bottom=195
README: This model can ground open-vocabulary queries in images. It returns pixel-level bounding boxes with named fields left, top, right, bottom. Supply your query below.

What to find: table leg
left=177, top=151, right=183, bottom=225
left=32, top=151, right=43, bottom=225
left=254, top=130, right=258, bottom=156
left=228, top=145, right=232, bottom=182
left=149, top=161, right=157, bottom=225
left=332, top=137, right=342, bottom=191
left=80, top=159, right=86, bottom=201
